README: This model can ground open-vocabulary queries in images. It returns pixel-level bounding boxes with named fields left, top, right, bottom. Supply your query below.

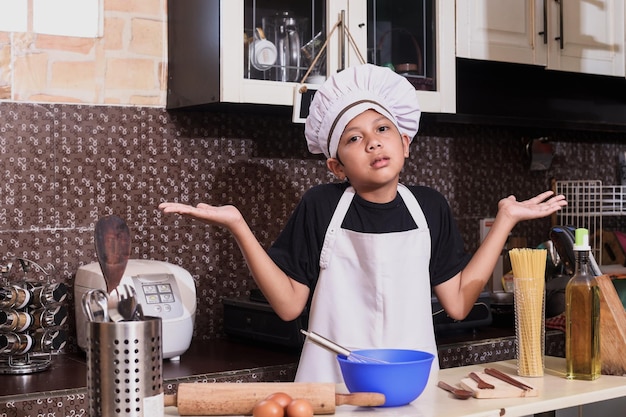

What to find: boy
left=159, top=64, right=566, bottom=383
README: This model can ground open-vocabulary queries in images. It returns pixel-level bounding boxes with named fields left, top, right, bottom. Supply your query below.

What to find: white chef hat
left=305, top=63, right=421, bottom=159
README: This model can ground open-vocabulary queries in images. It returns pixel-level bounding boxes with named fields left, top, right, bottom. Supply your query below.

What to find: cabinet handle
left=538, top=0, right=548, bottom=44
left=554, top=0, right=564, bottom=49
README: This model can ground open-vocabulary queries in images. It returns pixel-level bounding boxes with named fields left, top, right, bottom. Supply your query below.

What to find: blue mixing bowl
left=337, top=348, right=435, bottom=407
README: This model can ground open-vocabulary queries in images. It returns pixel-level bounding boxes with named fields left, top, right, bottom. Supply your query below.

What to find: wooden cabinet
left=167, top=0, right=455, bottom=114
left=456, top=0, right=625, bottom=77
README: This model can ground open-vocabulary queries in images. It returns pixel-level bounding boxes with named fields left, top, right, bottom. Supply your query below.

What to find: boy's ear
left=402, top=133, right=411, bottom=157
left=326, top=158, right=346, bottom=180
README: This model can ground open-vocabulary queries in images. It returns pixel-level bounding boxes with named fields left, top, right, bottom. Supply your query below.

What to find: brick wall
left=0, top=0, right=166, bottom=105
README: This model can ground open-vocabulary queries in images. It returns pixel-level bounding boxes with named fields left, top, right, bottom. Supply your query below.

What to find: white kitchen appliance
left=74, top=259, right=196, bottom=359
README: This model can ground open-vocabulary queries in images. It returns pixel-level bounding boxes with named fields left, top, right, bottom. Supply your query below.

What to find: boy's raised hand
left=158, top=202, right=244, bottom=230
left=497, top=190, right=567, bottom=223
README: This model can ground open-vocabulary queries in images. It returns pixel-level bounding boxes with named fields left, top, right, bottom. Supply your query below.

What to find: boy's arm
left=433, top=191, right=567, bottom=320
left=159, top=202, right=310, bottom=321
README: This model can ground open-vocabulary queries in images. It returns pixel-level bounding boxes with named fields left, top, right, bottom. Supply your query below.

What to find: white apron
left=295, top=184, right=438, bottom=382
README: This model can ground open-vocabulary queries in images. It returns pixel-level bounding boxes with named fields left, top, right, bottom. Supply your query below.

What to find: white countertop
left=165, top=356, right=626, bottom=417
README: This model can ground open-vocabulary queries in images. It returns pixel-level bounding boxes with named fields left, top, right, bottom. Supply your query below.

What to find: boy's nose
left=367, top=139, right=382, bottom=150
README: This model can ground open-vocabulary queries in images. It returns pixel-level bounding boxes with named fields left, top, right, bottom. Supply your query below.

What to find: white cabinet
left=167, top=0, right=455, bottom=114
left=456, top=0, right=625, bottom=77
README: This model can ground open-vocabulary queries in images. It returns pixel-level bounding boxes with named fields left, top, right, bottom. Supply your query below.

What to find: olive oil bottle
left=565, top=228, right=601, bottom=380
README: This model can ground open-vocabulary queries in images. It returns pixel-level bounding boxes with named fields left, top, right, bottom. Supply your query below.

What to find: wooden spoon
left=94, top=215, right=131, bottom=294
left=469, top=372, right=495, bottom=389
left=437, top=381, right=473, bottom=400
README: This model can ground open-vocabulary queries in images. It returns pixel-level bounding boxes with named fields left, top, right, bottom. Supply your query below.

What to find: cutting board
left=460, top=372, right=538, bottom=398
left=597, top=274, right=626, bottom=375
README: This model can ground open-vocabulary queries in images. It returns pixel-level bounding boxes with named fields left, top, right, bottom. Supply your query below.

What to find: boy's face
left=327, top=109, right=410, bottom=193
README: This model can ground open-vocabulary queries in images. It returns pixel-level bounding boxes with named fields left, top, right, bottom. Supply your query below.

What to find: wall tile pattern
left=1, top=101, right=626, bottom=353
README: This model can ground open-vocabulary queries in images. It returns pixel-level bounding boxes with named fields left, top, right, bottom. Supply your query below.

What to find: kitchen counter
left=163, top=356, right=626, bottom=417
left=1, top=339, right=301, bottom=397
left=0, top=328, right=565, bottom=416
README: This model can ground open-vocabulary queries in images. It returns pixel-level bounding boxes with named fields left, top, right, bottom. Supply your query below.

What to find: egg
left=286, top=398, right=314, bottom=417
left=266, top=392, right=293, bottom=409
left=252, top=399, right=284, bottom=417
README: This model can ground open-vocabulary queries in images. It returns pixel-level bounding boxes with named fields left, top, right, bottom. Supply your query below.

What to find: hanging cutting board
left=460, top=373, right=538, bottom=399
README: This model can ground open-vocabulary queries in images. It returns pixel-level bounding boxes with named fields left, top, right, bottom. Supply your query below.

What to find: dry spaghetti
left=509, top=248, right=546, bottom=377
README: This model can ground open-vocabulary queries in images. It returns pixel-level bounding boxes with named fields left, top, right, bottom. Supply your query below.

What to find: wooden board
left=597, top=274, right=626, bottom=376
left=460, top=372, right=538, bottom=399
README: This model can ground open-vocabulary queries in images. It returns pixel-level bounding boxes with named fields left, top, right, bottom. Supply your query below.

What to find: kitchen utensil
left=118, top=284, right=139, bottom=321
left=300, top=330, right=388, bottom=364
left=437, top=381, right=473, bottom=400
left=132, top=301, right=145, bottom=321
left=249, top=27, right=277, bottom=71
left=337, top=349, right=434, bottom=407
left=484, top=368, right=534, bottom=391
left=107, top=287, right=124, bottom=322
left=469, top=371, right=494, bottom=389
left=460, top=371, right=538, bottom=398
left=163, top=382, right=385, bottom=415
left=263, top=11, right=303, bottom=82
left=94, top=215, right=131, bottom=294
left=81, top=289, right=109, bottom=323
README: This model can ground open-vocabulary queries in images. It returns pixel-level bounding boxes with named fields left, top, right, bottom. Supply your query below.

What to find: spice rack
left=554, top=180, right=608, bottom=264
left=0, top=258, right=68, bottom=374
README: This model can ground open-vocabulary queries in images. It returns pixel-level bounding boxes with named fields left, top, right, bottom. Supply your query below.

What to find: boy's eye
left=378, top=125, right=390, bottom=133
left=348, top=135, right=361, bottom=143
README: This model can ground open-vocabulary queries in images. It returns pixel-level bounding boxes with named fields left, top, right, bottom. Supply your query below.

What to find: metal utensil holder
left=86, top=316, right=164, bottom=417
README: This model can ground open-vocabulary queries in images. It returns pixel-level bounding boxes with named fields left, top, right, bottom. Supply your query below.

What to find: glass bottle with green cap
left=565, top=228, right=601, bottom=380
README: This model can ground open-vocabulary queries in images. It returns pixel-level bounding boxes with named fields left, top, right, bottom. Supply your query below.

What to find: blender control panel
left=131, top=273, right=184, bottom=320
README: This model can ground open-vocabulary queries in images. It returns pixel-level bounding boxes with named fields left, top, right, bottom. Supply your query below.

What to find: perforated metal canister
left=86, top=317, right=163, bottom=417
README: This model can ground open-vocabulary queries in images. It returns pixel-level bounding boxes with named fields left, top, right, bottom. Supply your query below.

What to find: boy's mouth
left=371, top=156, right=390, bottom=168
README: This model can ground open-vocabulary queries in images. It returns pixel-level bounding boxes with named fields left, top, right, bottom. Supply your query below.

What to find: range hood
left=444, top=58, right=626, bottom=132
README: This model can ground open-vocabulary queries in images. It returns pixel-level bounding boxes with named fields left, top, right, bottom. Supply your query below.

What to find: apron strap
left=397, top=183, right=428, bottom=229
left=319, top=186, right=355, bottom=269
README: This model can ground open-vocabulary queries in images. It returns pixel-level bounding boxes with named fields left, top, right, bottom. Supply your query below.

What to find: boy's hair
left=305, top=64, right=421, bottom=159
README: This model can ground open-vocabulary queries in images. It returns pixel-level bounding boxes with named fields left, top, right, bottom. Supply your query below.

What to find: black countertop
left=1, top=338, right=301, bottom=397
left=1, top=326, right=565, bottom=398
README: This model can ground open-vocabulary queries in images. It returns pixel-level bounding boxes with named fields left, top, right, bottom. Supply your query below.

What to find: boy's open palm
left=158, top=202, right=243, bottom=230
left=498, top=190, right=567, bottom=223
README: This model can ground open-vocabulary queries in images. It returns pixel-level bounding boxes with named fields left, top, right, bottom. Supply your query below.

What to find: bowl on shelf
left=337, top=348, right=435, bottom=407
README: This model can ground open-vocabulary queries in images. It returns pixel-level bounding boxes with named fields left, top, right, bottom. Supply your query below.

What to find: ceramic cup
left=249, top=27, right=277, bottom=71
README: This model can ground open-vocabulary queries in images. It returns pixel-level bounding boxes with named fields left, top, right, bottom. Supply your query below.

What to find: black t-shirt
left=267, top=182, right=471, bottom=292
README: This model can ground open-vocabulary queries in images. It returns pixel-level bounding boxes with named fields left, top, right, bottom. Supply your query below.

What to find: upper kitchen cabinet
left=456, top=0, right=626, bottom=77
left=167, top=0, right=455, bottom=114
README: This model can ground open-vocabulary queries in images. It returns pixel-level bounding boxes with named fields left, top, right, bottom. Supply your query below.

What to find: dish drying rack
left=553, top=180, right=626, bottom=265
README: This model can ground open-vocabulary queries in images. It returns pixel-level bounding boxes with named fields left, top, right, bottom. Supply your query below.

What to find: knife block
left=597, top=274, right=626, bottom=375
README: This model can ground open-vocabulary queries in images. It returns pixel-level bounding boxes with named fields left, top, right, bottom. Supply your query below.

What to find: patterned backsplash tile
left=1, top=101, right=625, bottom=351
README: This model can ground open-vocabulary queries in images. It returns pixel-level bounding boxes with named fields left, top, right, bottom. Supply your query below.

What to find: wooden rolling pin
left=164, top=382, right=386, bottom=415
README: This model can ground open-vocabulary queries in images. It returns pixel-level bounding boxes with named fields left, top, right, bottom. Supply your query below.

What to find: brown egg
left=253, top=399, right=284, bottom=417
left=286, top=398, right=314, bottom=417
left=266, top=392, right=293, bottom=409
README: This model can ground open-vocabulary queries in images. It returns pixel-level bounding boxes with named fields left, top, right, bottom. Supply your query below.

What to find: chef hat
left=305, top=63, right=421, bottom=159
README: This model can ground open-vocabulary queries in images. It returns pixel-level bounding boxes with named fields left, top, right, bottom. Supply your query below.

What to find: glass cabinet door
left=244, top=1, right=327, bottom=84
left=243, top=0, right=439, bottom=88
left=366, top=1, right=436, bottom=92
